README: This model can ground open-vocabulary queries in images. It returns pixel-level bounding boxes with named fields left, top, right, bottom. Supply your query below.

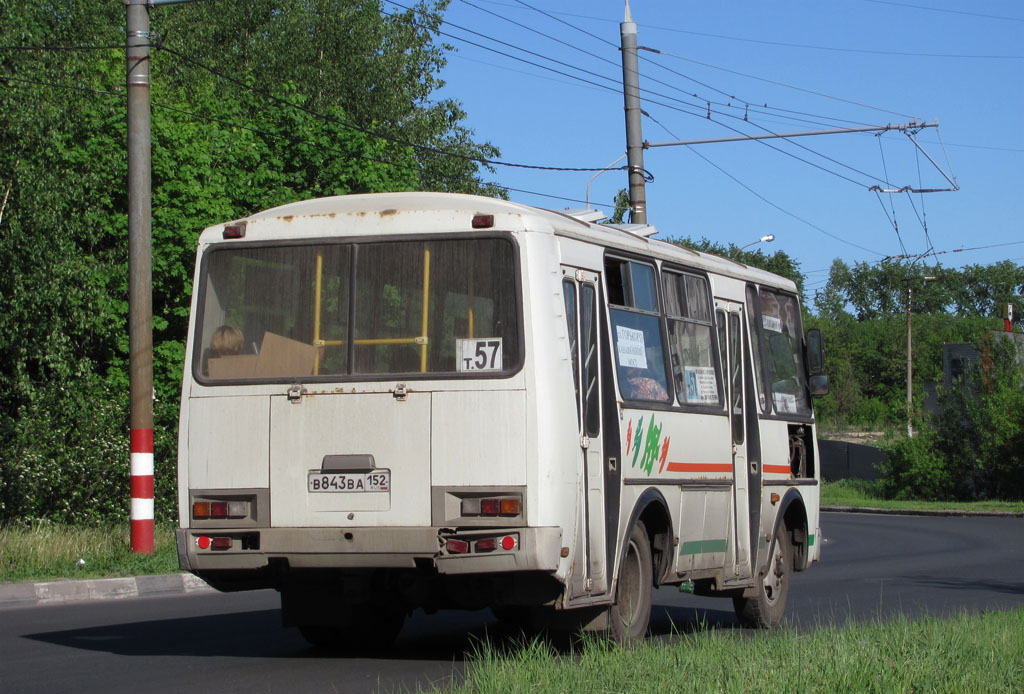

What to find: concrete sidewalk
left=0, top=573, right=215, bottom=610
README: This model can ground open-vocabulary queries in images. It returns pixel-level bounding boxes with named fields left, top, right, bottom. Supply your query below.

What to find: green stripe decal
left=680, top=539, right=728, bottom=556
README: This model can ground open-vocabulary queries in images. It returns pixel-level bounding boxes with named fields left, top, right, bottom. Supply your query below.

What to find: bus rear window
left=195, top=238, right=520, bottom=381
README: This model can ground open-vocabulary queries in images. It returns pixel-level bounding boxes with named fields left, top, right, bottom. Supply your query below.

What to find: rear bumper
left=177, top=525, right=563, bottom=575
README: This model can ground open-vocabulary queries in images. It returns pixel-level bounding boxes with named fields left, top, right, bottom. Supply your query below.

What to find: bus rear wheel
left=733, top=526, right=791, bottom=628
left=608, top=521, right=653, bottom=642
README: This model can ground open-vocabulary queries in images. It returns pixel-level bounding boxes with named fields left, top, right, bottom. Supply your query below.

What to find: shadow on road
left=23, top=601, right=742, bottom=662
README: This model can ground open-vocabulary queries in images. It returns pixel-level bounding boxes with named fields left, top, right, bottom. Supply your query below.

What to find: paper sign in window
left=684, top=366, right=719, bottom=404
left=762, top=315, right=782, bottom=333
left=457, top=338, right=503, bottom=372
left=615, top=326, right=648, bottom=369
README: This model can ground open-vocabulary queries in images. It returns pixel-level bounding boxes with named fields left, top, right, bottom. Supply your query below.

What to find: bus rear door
left=563, top=268, right=608, bottom=597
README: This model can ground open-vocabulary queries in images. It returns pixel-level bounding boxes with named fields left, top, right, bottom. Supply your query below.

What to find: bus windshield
left=755, top=288, right=811, bottom=417
left=194, top=237, right=520, bottom=381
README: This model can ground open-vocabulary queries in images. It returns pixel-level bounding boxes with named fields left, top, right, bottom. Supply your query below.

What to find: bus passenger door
left=563, top=268, right=608, bottom=597
left=716, top=302, right=752, bottom=579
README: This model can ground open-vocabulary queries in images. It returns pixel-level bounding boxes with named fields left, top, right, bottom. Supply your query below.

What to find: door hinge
left=580, top=435, right=590, bottom=449
left=287, top=384, right=306, bottom=403
left=393, top=383, right=409, bottom=401
left=575, top=269, right=586, bottom=282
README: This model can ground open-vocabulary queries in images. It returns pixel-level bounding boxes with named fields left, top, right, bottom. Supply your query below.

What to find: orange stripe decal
left=762, top=464, right=792, bottom=474
left=666, top=462, right=733, bottom=473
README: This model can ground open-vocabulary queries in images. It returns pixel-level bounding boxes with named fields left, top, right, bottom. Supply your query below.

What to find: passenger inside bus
left=623, top=367, right=670, bottom=402
left=210, top=324, right=244, bottom=358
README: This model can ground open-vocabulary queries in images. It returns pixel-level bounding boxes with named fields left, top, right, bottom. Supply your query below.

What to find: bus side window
left=605, top=257, right=670, bottom=403
left=563, top=279, right=581, bottom=426
left=662, top=270, right=719, bottom=407
left=582, top=283, right=601, bottom=436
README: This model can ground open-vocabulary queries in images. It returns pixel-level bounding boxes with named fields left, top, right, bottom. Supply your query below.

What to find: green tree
left=667, top=236, right=805, bottom=297
left=0, top=0, right=500, bottom=524
left=881, top=336, right=1024, bottom=500
left=604, top=188, right=630, bottom=224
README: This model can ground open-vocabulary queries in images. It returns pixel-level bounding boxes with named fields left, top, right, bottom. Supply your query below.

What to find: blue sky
left=418, top=0, right=1023, bottom=300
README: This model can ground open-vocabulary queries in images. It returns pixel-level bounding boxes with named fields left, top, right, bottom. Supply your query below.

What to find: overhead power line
left=156, top=43, right=647, bottom=177
left=648, top=50, right=917, bottom=120
left=855, top=0, right=1024, bottom=23
left=3, top=71, right=607, bottom=211
left=645, top=114, right=886, bottom=257
left=464, top=1, right=1024, bottom=60
left=883, top=241, right=1024, bottom=263
left=0, top=43, right=126, bottom=52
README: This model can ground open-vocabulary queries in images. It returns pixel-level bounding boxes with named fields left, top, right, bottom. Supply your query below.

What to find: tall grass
left=0, top=521, right=179, bottom=583
left=447, top=609, right=1024, bottom=693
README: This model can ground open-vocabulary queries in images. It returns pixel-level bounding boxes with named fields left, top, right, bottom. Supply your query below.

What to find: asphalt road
left=3, top=512, right=1022, bottom=693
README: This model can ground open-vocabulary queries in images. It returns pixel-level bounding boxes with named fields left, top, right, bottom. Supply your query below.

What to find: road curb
left=4, top=507, right=1022, bottom=609
left=0, top=573, right=215, bottom=610
left=822, top=505, right=1024, bottom=518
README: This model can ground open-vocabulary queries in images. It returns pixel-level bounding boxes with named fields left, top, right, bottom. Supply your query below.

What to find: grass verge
left=446, top=609, right=1024, bottom=694
left=821, top=479, right=1024, bottom=513
left=0, top=521, right=179, bottom=583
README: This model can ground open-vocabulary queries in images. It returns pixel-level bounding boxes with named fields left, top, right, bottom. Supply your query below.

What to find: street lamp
left=738, top=234, right=775, bottom=252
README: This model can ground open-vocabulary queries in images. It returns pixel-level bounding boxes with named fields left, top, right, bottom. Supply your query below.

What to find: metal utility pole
left=620, top=0, right=646, bottom=224
left=126, top=0, right=154, bottom=554
left=906, top=275, right=936, bottom=438
left=906, top=282, right=913, bottom=438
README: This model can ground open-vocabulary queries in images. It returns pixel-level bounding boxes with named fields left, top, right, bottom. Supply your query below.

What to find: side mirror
left=809, top=373, right=830, bottom=397
left=806, top=329, right=826, bottom=375
left=805, top=329, right=829, bottom=397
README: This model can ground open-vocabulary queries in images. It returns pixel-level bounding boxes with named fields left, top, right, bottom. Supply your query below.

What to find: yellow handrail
left=310, top=247, right=433, bottom=374
left=468, top=258, right=475, bottom=339
left=420, top=249, right=431, bottom=373
left=313, top=252, right=323, bottom=375
left=315, top=337, right=426, bottom=347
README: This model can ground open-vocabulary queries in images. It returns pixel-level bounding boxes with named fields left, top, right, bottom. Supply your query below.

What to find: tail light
left=193, top=500, right=248, bottom=519
left=446, top=534, right=519, bottom=555
left=196, top=535, right=232, bottom=550
left=446, top=539, right=470, bottom=554
left=222, top=222, right=246, bottom=239
left=461, top=495, right=521, bottom=517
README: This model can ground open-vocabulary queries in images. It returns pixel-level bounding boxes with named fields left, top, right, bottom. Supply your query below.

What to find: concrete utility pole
left=906, top=275, right=936, bottom=438
left=126, top=0, right=154, bottom=554
left=126, top=0, right=200, bottom=554
left=620, top=1, right=647, bottom=224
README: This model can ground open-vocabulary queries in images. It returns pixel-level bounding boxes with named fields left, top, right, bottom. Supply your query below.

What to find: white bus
left=176, top=192, right=828, bottom=645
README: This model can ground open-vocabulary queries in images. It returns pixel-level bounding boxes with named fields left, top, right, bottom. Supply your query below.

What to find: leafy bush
left=880, top=336, right=1024, bottom=501
left=878, top=427, right=952, bottom=500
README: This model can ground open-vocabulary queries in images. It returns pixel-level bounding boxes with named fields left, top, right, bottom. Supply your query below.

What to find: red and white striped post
left=130, top=428, right=155, bottom=553
left=127, top=0, right=154, bottom=553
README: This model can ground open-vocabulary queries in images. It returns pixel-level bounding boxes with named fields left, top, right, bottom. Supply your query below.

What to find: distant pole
left=906, top=282, right=913, bottom=438
left=906, top=275, right=936, bottom=438
left=126, top=0, right=154, bottom=554
left=620, top=1, right=646, bottom=225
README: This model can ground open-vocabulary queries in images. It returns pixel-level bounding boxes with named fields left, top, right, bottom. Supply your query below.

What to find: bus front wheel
left=608, top=521, right=653, bottom=642
left=733, top=526, right=791, bottom=628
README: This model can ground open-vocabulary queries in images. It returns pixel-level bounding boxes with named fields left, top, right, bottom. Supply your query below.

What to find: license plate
left=308, top=470, right=391, bottom=493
